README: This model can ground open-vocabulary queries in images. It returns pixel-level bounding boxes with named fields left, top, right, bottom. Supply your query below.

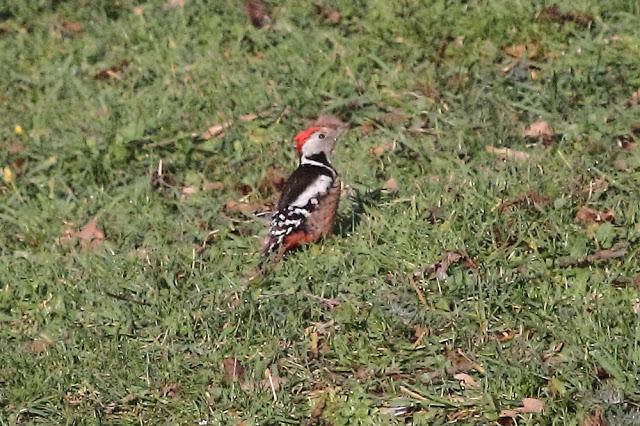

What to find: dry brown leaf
left=94, top=61, right=129, bottom=81
left=180, top=185, right=198, bottom=199
left=369, top=143, right=394, bottom=158
left=239, top=113, right=258, bottom=122
left=630, top=89, right=640, bottom=107
left=503, top=43, right=540, bottom=59
left=500, top=398, right=544, bottom=419
left=160, top=383, right=180, bottom=399
left=415, top=250, right=477, bottom=280
left=617, top=134, right=636, bottom=151
left=582, top=408, right=607, bottom=426
left=496, top=329, right=516, bottom=343
left=453, top=373, right=479, bottom=388
left=315, top=3, right=341, bottom=24
left=523, top=120, right=554, bottom=143
left=486, top=145, right=530, bottom=162
left=631, top=123, right=640, bottom=136
left=309, top=331, right=319, bottom=360
left=499, top=191, right=550, bottom=214
left=60, top=21, right=84, bottom=37
left=360, top=121, right=376, bottom=135
left=380, top=111, right=409, bottom=126
left=537, top=4, right=593, bottom=28
left=244, top=0, right=270, bottom=28
left=25, top=338, right=53, bottom=354
left=70, top=217, right=104, bottom=249
left=133, top=6, right=144, bottom=15
left=383, top=177, right=398, bottom=191
left=310, top=395, right=326, bottom=420
left=575, top=206, right=615, bottom=224
left=197, top=120, right=232, bottom=140
left=223, top=357, right=245, bottom=384
left=504, top=45, right=525, bottom=57
left=520, top=398, right=544, bottom=413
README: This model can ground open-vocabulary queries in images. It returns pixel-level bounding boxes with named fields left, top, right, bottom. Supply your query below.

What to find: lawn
left=1, top=0, right=640, bottom=424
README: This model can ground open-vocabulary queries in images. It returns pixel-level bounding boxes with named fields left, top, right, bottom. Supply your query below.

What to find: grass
left=1, top=0, right=640, bottom=424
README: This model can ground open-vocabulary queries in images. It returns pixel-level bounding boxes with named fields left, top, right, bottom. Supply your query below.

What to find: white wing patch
left=291, top=175, right=333, bottom=207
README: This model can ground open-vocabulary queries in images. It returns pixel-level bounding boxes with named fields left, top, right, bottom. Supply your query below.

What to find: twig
left=557, top=243, right=627, bottom=267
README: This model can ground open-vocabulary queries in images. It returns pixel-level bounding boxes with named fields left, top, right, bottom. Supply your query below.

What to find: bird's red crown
left=294, top=126, right=321, bottom=154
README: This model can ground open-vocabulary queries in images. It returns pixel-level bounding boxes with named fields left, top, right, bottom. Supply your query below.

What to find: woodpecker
left=262, top=125, right=344, bottom=260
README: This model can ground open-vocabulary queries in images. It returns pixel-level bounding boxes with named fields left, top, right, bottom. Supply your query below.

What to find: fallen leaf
left=520, top=398, right=544, bottom=413
left=25, top=338, right=53, bottom=354
left=453, top=373, right=479, bottom=388
left=496, top=329, right=516, bottom=343
left=133, top=6, right=144, bottom=15
left=94, top=61, right=129, bottom=81
left=499, top=191, right=550, bottom=214
left=309, top=331, right=319, bottom=360
left=537, top=4, right=593, bottom=28
left=630, top=89, right=640, bottom=106
left=239, top=113, right=258, bottom=122
left=582, top=408, right=607, bottom=426
left=180, top=185, right=198, bottom=198
left=415, top=250, right=477, bottom=280
left=523, top=120, right=554, bottom=143
left=446, top=348, right=476, bottom=374
left=503, top=43, right=540, bottom=59
left=60, top=21, right=83, bottom=37
left=160, top=383, right=180, bottom=399
left=360, top=121, right=376, bottom=135
left=575, top=206, right=615, bottom=224
left=196, top=120, right=232, bottom=140
left=57, top=218, right=105, bottom=250
left=383, top=177, right=398, bottom=191
left=369, top=143, right=394, bottom=158
left=617, top=134, right=636, bottom=151
left=486, top=146, right=530, bottom=162
left=223, top=357, right=245, bottom=384
left=633, top=300, right=640, bottom=315
left=631, top=123, right=640, bottom=136
left=380, top=111, right=409, bottom=126
left=103, top=401, right=117, bottom=414
left=315, top=3, right=341, bottom=24
left=244, top=0, right=270, bottom=28
left=310, top=395, right=326, bottom=420
left=2, top=166, right=14, bottom=184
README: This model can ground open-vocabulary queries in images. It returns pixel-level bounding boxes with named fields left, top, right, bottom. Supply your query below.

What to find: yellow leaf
left=3, top=167, right=14, bottom=184
left=14, top=125, right=23, bottom=135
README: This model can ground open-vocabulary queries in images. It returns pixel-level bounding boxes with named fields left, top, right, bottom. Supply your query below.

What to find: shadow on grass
left=335, top=187, right=384, bottom=237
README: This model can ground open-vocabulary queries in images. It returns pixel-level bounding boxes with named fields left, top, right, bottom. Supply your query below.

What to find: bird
left=262, top=125, right=345, bottom=261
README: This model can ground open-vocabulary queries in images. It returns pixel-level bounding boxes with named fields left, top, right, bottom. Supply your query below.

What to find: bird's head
left=293, top=126, right=343, bottom=160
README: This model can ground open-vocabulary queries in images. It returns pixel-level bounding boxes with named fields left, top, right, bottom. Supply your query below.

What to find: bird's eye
left=318, top=133, right=325, bottom=140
